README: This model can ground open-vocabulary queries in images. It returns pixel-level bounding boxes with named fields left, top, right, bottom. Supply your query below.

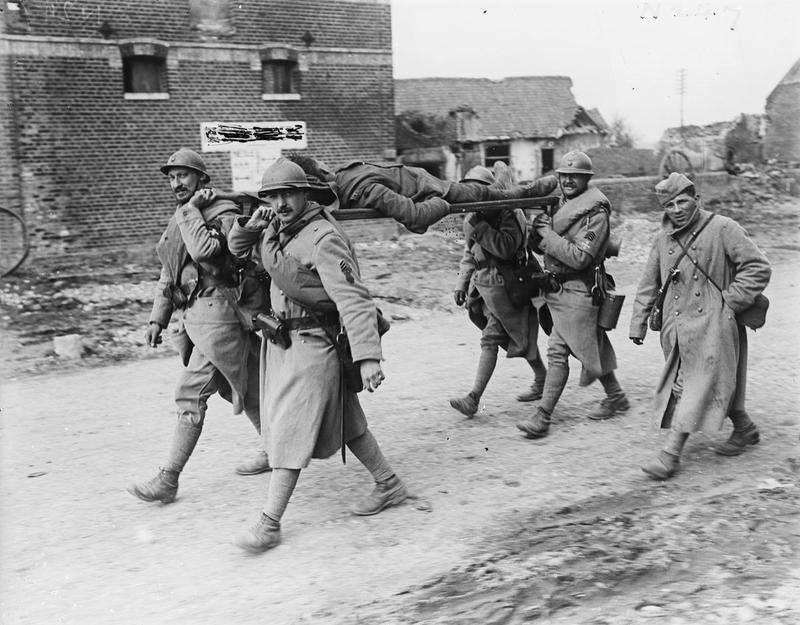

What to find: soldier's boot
left=589, top=372, right=630, bottom=420
left=350, top=475, right=409, bottom=516
left=449, top=392, right=480, bottom=417
left=516, top=407, right=552, bottom=439
left=128, top=413, right=202, bottom=504
left=450, top=345, right=497, bottom=418
left=517, top=357, right=547, bottom=401
left=235, top=450, right=272, bottom=476
left=127, top=467, right=180, bottom=504
left=713, top=422, right=760, bottom=456
left=517, top=358, right=547, bottom=402
left=516, top=379, right=546, bottom=402
left=641, top=451, right=680, bottom=480
left=235, top=513, right=282, bottom=554
left=348, top=429, right=409, bottom=516
left=589, top=394, right=630, bottom=420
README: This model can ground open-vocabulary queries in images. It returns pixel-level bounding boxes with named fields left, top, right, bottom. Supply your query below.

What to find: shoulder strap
left=673, top=215, right=723, bottom=293
left=652, top=214, right=716, bottom=310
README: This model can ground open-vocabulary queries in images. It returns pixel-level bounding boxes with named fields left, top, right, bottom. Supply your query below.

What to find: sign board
left=201, top=121, right=307, bottom=152
left=229, top=146, right=282, bottom=194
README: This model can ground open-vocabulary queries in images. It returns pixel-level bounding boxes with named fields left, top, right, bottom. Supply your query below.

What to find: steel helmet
left=160, top=148, right=210, bottom=181
left=460, top=165, right=495, bottom=185
left=258, top=158, right=312, bottom=197
left=555, top=151, right=594, bottom=175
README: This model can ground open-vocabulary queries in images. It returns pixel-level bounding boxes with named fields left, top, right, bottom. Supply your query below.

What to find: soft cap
left=655, top=172, right=695, bottom=205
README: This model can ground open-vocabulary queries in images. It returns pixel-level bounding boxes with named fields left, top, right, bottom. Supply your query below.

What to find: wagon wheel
left=0, top=207, right=30, bottom=277
left=659, top=148, right=694, bottom=179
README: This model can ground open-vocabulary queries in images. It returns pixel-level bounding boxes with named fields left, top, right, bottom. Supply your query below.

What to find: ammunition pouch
left=164, top=283, right=190, bottom=310
left=253, top=313, right=291, bottom=349
left=496, top=247, right=560, bottom=307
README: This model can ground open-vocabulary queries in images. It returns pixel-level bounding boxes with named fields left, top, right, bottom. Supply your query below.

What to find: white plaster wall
left=510, top=139, right=543, bottom=182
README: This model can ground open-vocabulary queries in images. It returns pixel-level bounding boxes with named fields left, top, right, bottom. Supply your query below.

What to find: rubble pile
left=723, top=161, right=800, bottom=206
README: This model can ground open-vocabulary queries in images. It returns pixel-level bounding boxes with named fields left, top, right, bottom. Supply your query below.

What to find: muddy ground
left=1, top=197, right=799, bottom=624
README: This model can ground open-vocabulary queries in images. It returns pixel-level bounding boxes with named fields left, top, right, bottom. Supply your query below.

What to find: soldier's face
left=663, top=193, right=697, bottom=228
left=263, top=189, right=309, bottom=225
left=168, top=167, right=204, bottom=204
left=558, top=173, right=590, bottom=199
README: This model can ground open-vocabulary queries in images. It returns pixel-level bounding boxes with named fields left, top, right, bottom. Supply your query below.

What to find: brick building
left=394, top=76, right=608, bottom=183
left=764, top=57, right=800, bottom=163
left=0, top=0, right=394, bottom=262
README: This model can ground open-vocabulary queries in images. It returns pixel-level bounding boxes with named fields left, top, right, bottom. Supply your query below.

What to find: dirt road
left=2, top=259, right=799, bottom=625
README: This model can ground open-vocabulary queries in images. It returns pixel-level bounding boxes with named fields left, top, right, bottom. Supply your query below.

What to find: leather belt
left=475, top=258, right=513, bottom=270
left=282, top=314, right=339, bottom=331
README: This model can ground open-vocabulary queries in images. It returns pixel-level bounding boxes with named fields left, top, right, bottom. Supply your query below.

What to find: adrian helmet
left=555, top=151, right=594, bottom=176
left=257, top=158, right=312, bottom=197
left=460, top=165, right=495, bottom=185
left=160, top=148, right=210, bottom=181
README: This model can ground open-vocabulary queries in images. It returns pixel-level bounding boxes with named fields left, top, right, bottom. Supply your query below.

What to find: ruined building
left=394, top=77, right=608, bottom=182
left=764, top=57, right=800, bottom=163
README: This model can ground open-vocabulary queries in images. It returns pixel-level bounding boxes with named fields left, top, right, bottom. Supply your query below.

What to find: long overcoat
left=456, top=209, right=540, bottom=359
left=228, top=205, right=382, bottom=469
left=537, top=186, right=616, bottom=385
left=629, top=208, right=771, bottom=432
left=150, top=198, right=258, bottom=412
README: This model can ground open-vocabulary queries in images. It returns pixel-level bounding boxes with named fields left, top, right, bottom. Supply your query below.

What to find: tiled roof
left=394, top=76, right=585, bottom=139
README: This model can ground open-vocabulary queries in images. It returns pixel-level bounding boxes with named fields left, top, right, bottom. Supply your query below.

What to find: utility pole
left=677, top=68, right=687, bottom=130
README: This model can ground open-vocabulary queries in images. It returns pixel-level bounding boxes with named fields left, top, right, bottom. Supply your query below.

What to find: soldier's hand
left=145, top=322, right=163, bottom=348
left=467, top=211, right=485, bottom=226
left=453, top=289, right=467, bottom=306
left=246, top=206, right=273, bottom=230
left=631, top=337, right=644, bottom=345
left=532, top=212, right=552, bottom=235
left=360, top=359, right=385, bottom=393
left=189, top=187, right=216, bottom=210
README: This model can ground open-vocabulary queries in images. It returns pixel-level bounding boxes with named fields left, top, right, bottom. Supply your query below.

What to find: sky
left=391, top=0, right=800, bottom=146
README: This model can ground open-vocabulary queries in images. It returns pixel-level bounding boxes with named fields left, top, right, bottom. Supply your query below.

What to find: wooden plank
left=330, top=196, right=559, bottom=222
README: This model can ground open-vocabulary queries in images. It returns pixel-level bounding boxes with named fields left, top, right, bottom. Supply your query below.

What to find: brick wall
left=2, top=0, right=394, bottom=263
left=6, top=0, right=392, bottom=48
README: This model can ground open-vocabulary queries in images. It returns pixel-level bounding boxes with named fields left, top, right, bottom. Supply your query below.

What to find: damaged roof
left=394, top=76, right=606, bottom=139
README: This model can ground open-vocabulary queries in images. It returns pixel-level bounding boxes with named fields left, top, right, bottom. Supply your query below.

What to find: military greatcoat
left=456, top=209, right=541, bottom=359
left=150, top=198, right=260, bottom=414
left=537, top=185, right=616, bottom=385
left=228, top=204, right=382, bottom=468
left=629, top=207, right=771, bottom=432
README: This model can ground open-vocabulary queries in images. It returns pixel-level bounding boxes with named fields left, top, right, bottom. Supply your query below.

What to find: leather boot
left=235, top=513, right=282, bottom=554
left=516, top=378, right=545, bottom=402
left=589, top=394, right=630, bottom=421
left=127, top=467, right=179, bottom=504
left=235, top=450, right=272, bottom=476
left=516, top=407, right=551, bottom=439
left=350, top=475, right=408, bottom=516
left=449, top=392, right=479, bottom=418
left=641, top=451, right=680, bottom=480
left=713, top=422, right=760, bottom=456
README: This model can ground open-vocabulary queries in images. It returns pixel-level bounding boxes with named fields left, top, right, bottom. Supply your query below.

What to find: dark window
left=541, top=148, right=554, bottom=174
left=262, top=61, right=296, bottom=94
left=123, top=56, right=167, bottom=93
left=485, top=142, right=510, bottom=168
